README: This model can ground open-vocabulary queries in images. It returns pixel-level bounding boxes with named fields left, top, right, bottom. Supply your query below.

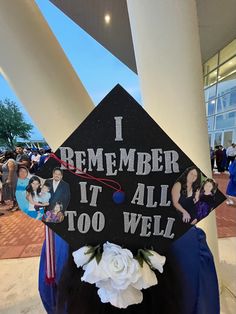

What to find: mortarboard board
left=33, top=84, right=226, bottom=254
left=15, top=84, right=226, bottom=308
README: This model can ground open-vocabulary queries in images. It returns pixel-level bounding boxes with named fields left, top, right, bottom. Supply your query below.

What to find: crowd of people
left=210, top=143, right=236, bottom=173
left=210, top=143, right=236, bottom=206
left=0, top=146, right=51, bottom=214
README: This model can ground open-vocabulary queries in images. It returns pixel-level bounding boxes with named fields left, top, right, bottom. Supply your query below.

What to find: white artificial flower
left=81, top=258, right=108, bottom=284
left=101, top=242, right=141, bottom=290
left=74, top=242, right=165, bottom=309
left=72, top=246, right=93, bottom=268
left=133, top=260, right=157, bottom=290
left=147, top=250, right=166, bottom=273
left=97, top=285, right=143, bottom=309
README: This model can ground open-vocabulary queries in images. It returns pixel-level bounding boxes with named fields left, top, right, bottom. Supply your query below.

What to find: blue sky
left=0, top=0, right=141, bottom=141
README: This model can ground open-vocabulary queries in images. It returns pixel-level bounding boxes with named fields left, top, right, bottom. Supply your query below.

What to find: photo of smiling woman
left=171, top=166, right=201, bottom=225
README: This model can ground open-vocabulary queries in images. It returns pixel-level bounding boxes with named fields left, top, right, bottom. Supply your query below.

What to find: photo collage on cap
left=15, top=85, right=226, bottom=254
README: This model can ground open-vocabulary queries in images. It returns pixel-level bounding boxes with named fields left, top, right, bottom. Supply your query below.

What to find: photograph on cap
left=15, top=166, right=70, bottom=222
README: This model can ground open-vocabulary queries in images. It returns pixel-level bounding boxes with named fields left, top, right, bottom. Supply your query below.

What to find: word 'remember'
left=59, top=147, right=180, bottom=176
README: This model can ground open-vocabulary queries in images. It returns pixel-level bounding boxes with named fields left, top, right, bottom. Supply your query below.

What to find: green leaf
left=135, top=255, right=144, bottom=267
left=85, top=246, right=95, bottom=255
left=95, top=252, right=102, bottom=264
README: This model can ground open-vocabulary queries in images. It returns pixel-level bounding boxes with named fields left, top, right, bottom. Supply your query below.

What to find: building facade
left=204, top=39, right=236, bottom=148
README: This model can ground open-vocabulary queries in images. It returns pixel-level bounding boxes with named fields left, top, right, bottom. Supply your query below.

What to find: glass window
left=218, top=56, right=236, bottom=79
left=204, top=70, right=217, bottom=88
left=207, top=116, right=214, bottom=131
left=214, top=132, right=222, bottom=147
left=206, top=100, right=216, bottom=115
left=219, top=39, right=236, bottom=65
left=217, top=88, right=236, bottom=113
left=204, top=84, right=217, bottom=102
left=203, top=54, right=218, bottom=75
left=215, top=111, right=236, bottom=129
left=223, top=130, right=233, bottom=148
left=217, top=72, right=236, bottom=97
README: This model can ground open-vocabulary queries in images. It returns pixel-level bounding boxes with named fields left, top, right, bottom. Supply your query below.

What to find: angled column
left=127, top=0, right=220, bottom=269
left=0, top=0, right=94, bottom=151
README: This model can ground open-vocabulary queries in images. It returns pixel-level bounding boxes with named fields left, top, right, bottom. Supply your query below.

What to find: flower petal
left=133, top=261, right=157, bottom=289
left=72, top=246, right=93, bottom=268
left=82, top=258, right=108, bottom=284
left=148, top=250, right=166, bottom=273
left=98, top=286, right=143, bottom=308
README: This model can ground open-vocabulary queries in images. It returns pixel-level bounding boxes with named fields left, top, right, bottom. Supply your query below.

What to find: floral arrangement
left=72, top=242, right=166, bottom=308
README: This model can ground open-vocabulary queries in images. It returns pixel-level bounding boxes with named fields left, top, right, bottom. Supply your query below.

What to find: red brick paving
left=0, top=172, right=234, bottom=259
left=214, top=173, right=236, bottom=238
left=0, top=209, right=44, bottom=259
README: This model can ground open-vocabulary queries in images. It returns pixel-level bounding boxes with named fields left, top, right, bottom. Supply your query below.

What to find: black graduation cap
left=38, top=85, right=225, bottom=254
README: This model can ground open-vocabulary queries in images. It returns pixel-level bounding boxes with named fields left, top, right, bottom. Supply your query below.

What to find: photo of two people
left=171, top=166, right=218, bottom=225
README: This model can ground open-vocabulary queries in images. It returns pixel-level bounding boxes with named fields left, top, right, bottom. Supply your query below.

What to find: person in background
left=221, top=147, right=227, bottom=172
left=30, top=149, right=41, bottom=173
left=210, top=147, right=215, bottom=171
left=0, top=151, right=17, bottom=210
left=226, top=143, right=236, bottom=170
left=38, top=148, right=51, bottom=170
left=226, top=157, right=236, bottom=206
left=215, top=145, right=224, bottom=173
left=15, top=146, right=30, bottom=169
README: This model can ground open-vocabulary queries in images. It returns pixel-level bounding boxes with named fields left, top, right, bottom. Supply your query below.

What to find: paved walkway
left=214, top=173, right=236, bottom=238
left=0, top=172, right=235, bottom=259
left=0, top=210, right=44, bottom=259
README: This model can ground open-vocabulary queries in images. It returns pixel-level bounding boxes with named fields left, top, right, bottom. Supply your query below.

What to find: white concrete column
left=0, top=0, right=94, bottom=151
left=127, top=0, right=220, bottom=266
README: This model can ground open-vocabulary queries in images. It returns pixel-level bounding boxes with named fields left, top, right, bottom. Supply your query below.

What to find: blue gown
left=38, top=227, right=219, bottom=314
left=226, top=160, right=236, bottom=197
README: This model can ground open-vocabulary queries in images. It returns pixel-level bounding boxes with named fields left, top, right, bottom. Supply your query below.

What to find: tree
left=0, top=99, right=33, bottom=149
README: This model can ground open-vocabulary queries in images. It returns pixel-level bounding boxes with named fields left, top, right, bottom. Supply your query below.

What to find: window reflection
left=203, top=54, right=218, bottom=75
left=223, top=131, right=233, bottom=148
left=204, top=39, right=236, bottom=145
left=206, top=100, right=215, bottom=115
left=204, top=84, right=217, bottom=102
left=217, top=72, right=236, bottom=97
left=219, top=56, right=236, bottom=78
left=217, top=88, right=236, bottom=113
left=204, top=70, right=217, bottom=88
left=219, top=40, right=236, bottom=65
left=207, top=116, right=214, bottom=131
left=215, top=111, right=236, bottom=129
left=214, top=132, right=222, bottom=147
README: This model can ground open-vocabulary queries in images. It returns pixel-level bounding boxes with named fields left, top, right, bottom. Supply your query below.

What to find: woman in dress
left=171, top=166, right=201, bottom=224
left=25, top=176, right=42, bottom=219
left=0, top=151, right=17, bottom=210
left=15, top=166, right=30, bottom=214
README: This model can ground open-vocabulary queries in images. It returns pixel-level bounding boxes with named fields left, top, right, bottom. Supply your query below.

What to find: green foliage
left=0, top=99, right=33, bottom=149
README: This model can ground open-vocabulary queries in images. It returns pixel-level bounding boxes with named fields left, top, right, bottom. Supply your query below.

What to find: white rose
left=133, top=260, right=157, bottom=290
left=147, top=250, right=166, bottom=273
left=101, top=242, right=141, bottom=290
left=82, top=258, right=108, bottom=284
left=97, top=285, right=143, bottom=309
left=72, top=246, right=93, bottom=268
